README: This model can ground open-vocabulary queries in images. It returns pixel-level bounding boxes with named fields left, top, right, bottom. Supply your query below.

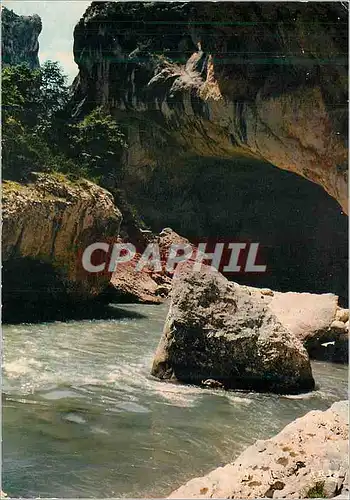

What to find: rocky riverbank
left=150, top=262, right=348, bottom=496
left=2, top=173, right=121, bottom=321
left=169, top=400, right=349, bottom=499
left=151, top=264, right=348, bottom=391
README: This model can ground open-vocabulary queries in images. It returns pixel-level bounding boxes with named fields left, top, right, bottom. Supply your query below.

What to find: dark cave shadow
left=131, top=156, right=348, bottom=304
left=2, top=301, right=148, bottom=325
left=2, top=257, right=149, bottom=325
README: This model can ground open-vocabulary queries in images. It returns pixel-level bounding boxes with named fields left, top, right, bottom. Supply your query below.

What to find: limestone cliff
left=2, top=173, right=121, bottom=321
left=1, top=7, right=42, bottom=69
left=73, top=2, right=348, bottom=212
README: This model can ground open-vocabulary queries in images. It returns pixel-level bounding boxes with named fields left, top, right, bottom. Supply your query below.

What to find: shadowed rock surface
left=124, top=157, right=348, bottom=303
left=151, top=263, right=315, bottom=394
left=1, top=7, right=42, bottom=69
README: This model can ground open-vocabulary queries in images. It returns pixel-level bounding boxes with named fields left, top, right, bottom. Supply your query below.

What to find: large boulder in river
left=247, top=288, right=349, bottom=363
left=169, top=400, right=349, bottom=499
left=151, top=264, right=315, bottom=394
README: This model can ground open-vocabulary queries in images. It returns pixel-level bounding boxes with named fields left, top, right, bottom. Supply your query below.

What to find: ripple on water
left=2, top=302, right=348, bottom=499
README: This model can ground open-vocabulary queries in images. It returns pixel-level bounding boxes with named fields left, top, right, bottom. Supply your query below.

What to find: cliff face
left=2, top=173, right=121, bottom=321
left=1, top=7, right=42, bottom=69
left=73, top=2, right=348, bottom=212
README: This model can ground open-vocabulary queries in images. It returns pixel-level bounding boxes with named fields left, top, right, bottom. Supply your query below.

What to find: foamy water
left=3, top=302, right=348, bottom=498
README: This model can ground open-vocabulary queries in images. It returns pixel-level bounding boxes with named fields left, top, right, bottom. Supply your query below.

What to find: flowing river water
left=3, top=302, right=348, bottom=498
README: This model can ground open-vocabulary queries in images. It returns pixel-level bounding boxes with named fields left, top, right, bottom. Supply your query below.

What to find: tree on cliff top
left=2, top=61, right=70, bottom=179
left=69, top=107, right=127, bottom=181
left=2, top=61, right=127, bottom=182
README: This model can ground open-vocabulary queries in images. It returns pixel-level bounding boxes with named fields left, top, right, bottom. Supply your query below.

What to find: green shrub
left=2, top=62, right=127, bottom=183
left=306, top=481, right=326, bottom=498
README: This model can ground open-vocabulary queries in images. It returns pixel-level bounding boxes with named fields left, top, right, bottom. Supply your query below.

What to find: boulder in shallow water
left=151, top=264, right=315, bottom=394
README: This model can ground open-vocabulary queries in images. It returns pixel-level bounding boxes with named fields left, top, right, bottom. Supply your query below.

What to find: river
left=2, top=302, right=348, bottom=498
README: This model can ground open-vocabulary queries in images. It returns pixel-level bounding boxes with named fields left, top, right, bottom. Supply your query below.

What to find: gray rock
left=151, top=264, right=314, bottom=394
left=2, top=7, right=42, bottom=69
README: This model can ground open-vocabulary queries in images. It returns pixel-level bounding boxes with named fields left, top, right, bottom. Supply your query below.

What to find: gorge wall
left=1, top=2, right=348, bottom=320
left=72, top=1, right=348, bottom=302
left=73, top=1, right=348, bottom=212
left=1, top=7, right=42, bottom=69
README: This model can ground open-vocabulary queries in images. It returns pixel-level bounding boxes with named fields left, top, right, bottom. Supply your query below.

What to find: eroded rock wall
left=2, top=173, right=121, bottom=320
left=2, top=7, right=42, bottom=69
left=73, top=2, right=348, bottom=211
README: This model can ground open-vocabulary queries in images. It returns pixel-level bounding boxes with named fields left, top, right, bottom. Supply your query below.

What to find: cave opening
left=125, top=156, right=348, bottom=305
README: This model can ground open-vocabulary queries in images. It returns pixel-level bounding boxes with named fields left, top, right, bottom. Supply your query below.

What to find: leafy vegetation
left=306, top=481, right=326, bottom=498
left=2, top=61, right=127, bottom=183
left=68, top=107, right=127, bottom=181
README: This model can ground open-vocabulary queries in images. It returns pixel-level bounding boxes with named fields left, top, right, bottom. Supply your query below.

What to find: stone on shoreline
left=250, top=289, right=348, bottom=363
left=169, top=401, right=349, bottom=499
